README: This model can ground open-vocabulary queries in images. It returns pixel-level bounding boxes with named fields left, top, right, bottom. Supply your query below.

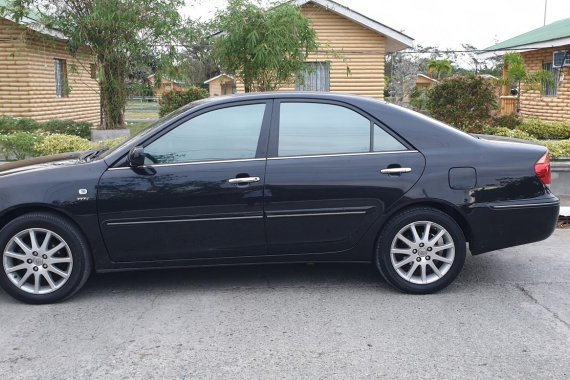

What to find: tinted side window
left=278, top=103, right=370, bottom=156
left=374, top=124, right=407, bottom=152
left=145, top=104, right=266, bottom=164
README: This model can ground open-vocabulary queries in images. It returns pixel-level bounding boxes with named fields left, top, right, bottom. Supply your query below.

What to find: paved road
left=1, top=231, right=570, bottom=379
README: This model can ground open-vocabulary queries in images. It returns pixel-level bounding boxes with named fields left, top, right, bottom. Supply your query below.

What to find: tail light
left=534, top=152, right=551, bottom=186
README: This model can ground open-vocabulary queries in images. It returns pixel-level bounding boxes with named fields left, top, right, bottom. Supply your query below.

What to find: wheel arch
left=381, top=200, right=473, bottom=245
left=0, top=205, right=94, bottom=259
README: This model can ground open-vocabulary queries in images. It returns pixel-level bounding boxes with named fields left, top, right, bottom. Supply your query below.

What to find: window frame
left=111, top=100, right=273, bottom=168
left=543, top=62, right=559, bottom=97
left=53, top=58, right=68, bottom=98
left=296, top=62, right=331, bottom=92
left=268, top=99, right=412, bottom=159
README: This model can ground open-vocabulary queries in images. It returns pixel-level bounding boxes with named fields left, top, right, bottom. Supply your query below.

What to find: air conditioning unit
left=553, top=50, right=570, bottom=68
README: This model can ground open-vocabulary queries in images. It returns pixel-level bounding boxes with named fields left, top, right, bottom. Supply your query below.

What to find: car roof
left=198, top=91, right=386, bottom=105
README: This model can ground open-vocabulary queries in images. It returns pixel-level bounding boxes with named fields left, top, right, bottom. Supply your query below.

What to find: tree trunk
left=99, top=58, right=128, bottom=129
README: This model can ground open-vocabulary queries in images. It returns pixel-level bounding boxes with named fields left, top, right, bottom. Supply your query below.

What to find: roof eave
left=1, top=14, right=67, bottom=40
left=293, top=0, right=414, bottom=52
left=477, top=36, right=570, bottom=59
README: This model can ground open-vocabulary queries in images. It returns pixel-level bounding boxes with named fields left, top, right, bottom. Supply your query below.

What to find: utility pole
left=544, top=0, right=548, bottom=26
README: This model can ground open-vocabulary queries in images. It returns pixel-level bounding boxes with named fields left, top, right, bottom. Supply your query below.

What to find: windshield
left=97, top=99, right=211, bottom=159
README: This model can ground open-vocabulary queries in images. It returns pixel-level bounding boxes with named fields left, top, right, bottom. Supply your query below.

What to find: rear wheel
left=376, top=207, right=466, bottom=294
left=0, top=212, right=92, bottom=304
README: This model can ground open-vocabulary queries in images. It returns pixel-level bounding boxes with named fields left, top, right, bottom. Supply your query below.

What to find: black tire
left=375, top=207, right=466, bottom=294
left=0, top=212, right=92, bottom=304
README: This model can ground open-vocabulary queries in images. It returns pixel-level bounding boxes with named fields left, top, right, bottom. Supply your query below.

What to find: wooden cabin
left=0, top=13, right=100, bottom=124
left=148, top=74, right=189, bottom=98
left=480, top=18, right=570, bottom=121
left=234, top=0, right=413, bottom=99
left=204, top=74, right=237, bottom=97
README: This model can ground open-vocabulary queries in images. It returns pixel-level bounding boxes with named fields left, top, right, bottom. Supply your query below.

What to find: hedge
left=35, top=134, right=95, bottom=156
left=482, top=127, right=570, bottom=159
left=0, top=116, right=91, bottom=138
left=0, top=132, right=45, bottom=160
left=539, top=140, right=570, bottom=159
left=159, top=87, right=209, bottom=117
left=35, top=134, right=127, bottom=156
left=516, top=119, right=570, bottom=140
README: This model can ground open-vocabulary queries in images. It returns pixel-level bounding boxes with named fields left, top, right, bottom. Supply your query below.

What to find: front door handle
left=381, top=167, right=412, bottom=174
left=228, top=177, right=261, bottom=184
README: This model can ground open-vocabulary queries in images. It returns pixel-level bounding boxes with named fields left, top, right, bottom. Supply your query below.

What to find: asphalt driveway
left=1, top=230, right=569, bottom=379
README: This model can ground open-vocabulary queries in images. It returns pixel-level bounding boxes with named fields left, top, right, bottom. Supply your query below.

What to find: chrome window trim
left=107, top=151, right=419, bottom=171
left=108, top=158, right=266, bottom=171
left=269, top=150, right=418, bottom=161
left=106, top=215, right=263, bottom=226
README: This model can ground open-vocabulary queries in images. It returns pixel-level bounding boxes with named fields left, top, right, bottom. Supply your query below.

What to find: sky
left=182, top=0, right=570, bottom=50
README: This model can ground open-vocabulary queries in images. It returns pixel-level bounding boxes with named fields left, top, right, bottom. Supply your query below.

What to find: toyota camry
left=0, top=93, right=560, bottom=304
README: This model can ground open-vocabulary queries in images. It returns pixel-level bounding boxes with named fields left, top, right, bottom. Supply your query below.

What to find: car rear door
left=264, top=99, right=425, bottom=255
left=97, top=100, right=272, bottom=262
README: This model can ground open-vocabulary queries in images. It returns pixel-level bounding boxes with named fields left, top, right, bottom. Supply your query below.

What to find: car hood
left=0, top=152, right=84, bottom=177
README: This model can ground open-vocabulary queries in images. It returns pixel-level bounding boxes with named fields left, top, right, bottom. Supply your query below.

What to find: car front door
left=97, top=101, right=271, bottom=262
left=264, top=100, right=425, bottom=256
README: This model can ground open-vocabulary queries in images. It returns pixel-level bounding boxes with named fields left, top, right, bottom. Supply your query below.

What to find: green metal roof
left=483, top=18, right=570, bottom=51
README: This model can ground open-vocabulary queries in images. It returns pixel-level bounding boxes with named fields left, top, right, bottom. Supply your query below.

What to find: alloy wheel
left=390, top=221, right=455, bottom=285
left=2, top=228, right=73, bottom=295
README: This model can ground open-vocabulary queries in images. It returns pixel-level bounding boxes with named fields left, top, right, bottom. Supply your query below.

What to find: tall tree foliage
left=426, top=59, right=453, bottom=80
left=213, top=0, right=318, bottom=92
left=5, top=0, right=184, bottom=129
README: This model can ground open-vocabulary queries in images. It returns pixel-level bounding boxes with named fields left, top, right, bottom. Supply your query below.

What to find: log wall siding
left=520, top=46, right=570, bottom=121
left=237, top=4, right=386, bottom=99
left=0, top=18, right=100, bottom=125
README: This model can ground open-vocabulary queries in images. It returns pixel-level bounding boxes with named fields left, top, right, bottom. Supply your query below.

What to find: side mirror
left=128, top=146, right=145, bottom=167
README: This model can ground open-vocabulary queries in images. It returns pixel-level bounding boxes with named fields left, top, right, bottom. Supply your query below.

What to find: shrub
left=94, top=136, right=128, bottom=149
left=0, top=116, right=40, bottom=134
left=481, top=126, right=537, bottom=141
left=42, top=119, right=92, bottom=139
left=0, top=116, right=93, bottom=138
left=0, top=132, right=44, bottom=160
left=517, top=119, right=570, bottom=140
left=35, top=134, right=93, bottom=156
left=159, top=87, right=209, bottom=117
left=409, top=88, right=429, bottom=112
left=489, top=114, right=522, bottom=129
left=426, top=75, right=497, bottom=133
left=539, top=140, right=570, bottom=159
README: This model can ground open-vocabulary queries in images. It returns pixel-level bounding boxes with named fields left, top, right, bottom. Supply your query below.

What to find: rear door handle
left=381, top=168, right=412, bottom=174
left=228, top=177, right=261, bottom=184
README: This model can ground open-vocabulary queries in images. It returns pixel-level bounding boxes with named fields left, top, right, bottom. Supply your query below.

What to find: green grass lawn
left=125, top=100, right=159, bottom=123
left=128, top=122, right=151, bottom=136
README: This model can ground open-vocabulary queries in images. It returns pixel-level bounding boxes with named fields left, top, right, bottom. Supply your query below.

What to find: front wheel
left=375, top=208, right=466, bottom=294
left=0, top=212, right=92, bottom=304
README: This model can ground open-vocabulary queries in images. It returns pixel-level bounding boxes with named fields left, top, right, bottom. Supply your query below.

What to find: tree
left=6, top=0, right=184, bottom=129
left=177, top=19, right=221, bottom=85
left=385, top=45, right=434, bottom=105
left=426, top=75, right=497, bottom=133
left=213, top=0, right=318, bottom=92
left=427, top=59, right=453, bottom=80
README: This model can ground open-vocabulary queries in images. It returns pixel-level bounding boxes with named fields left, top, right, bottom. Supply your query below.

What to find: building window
left=543, top=62, right=559, bottom=97
left=54, top=58, right=68, bottom=97
left=90, top=63, right=97, bottom=80
left=296, top=62, right=330, bottom=92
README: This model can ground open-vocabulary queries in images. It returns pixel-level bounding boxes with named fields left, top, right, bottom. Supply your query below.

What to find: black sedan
left=0, top=93, right=560, bottom=304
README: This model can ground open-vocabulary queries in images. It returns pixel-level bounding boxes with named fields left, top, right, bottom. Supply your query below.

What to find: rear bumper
left=467, top=199, right=560, bottom=255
